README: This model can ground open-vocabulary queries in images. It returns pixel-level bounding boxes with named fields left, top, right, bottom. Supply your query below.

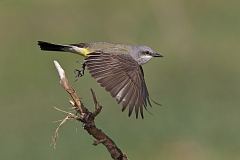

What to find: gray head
left=130, top=45, right=163, bottom=65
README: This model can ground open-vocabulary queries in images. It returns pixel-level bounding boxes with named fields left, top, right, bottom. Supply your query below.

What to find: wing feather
left=84, top=52, right=151, bottom=118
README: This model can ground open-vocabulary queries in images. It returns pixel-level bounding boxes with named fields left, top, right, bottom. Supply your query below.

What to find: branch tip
left=53, top=60, right=65, bottom=80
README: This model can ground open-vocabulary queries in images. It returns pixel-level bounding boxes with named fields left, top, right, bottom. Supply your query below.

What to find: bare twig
left=53, top=60, right=128, bottom=160
left=52, top=107, right=78, bottom=148
left=90, top=88, right=102, bottom=117
left=52, top=115, right=70, bottom=149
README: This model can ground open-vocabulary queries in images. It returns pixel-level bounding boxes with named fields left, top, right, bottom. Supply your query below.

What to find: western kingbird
left=38, top=41, right=163, bottom=118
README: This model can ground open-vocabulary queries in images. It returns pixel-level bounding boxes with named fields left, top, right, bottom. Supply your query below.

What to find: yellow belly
left=81, top=48, right=91, bottom=57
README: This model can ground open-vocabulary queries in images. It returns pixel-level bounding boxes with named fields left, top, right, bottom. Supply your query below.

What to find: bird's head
left=132, top=45, right=163, bottom=65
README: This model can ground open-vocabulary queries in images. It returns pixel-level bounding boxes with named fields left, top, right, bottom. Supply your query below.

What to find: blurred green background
left=0, top=0, right=240, bottom=159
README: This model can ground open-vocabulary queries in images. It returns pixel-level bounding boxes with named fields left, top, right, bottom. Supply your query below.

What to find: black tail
left=37, top=41, right=70, bottom=52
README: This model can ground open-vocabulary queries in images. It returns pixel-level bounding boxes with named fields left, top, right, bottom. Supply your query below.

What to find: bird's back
left=87, top=42, right=132, bottom=55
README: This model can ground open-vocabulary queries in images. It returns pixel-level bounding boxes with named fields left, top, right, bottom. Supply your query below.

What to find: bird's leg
left=74, top=62, right=86, bottom=78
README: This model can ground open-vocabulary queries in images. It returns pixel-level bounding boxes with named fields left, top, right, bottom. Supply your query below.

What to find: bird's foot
left=74, top=63, right=86, bottom=80
left=74, top=69, right=84, bottom=77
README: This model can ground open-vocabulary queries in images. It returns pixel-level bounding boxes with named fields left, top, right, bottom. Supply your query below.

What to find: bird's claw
left=74, top=69, right=84, bottom=77
left=74, top=63, right=86, bottom=80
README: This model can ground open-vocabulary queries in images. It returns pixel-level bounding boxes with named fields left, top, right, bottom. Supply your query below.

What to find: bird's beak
left=153, top=52, right=163, bottom=57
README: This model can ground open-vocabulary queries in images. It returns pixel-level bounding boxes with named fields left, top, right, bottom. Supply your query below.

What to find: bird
left=37, top=41, right=163, bottom=118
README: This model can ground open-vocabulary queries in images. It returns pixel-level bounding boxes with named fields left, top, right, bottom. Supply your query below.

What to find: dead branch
left=53, top=60, right=128, bottom=160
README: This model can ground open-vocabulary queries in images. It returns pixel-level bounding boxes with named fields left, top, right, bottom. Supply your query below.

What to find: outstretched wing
left=84, top=52, right=151, bottom=118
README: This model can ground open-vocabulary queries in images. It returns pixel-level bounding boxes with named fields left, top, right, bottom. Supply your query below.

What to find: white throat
left=137, top=55, right=153, bottom=65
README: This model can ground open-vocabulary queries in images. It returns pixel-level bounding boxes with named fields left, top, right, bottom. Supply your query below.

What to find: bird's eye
left=144, top=51, right=150, bottom=55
